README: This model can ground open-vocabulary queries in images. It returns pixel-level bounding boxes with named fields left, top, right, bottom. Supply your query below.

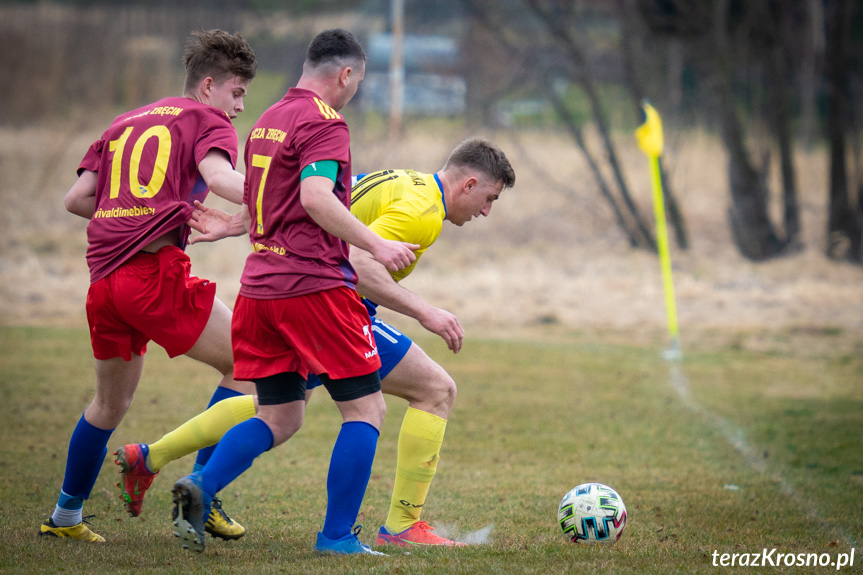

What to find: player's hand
left=370, top=238, right=419, bottom=273
left=189, top=200, right=233, bottom=244
left=419, top=307, right=464, bottom=354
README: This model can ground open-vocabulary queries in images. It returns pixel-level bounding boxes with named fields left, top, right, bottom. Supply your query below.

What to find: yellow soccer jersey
left=351, top=169, right=447, bottom=283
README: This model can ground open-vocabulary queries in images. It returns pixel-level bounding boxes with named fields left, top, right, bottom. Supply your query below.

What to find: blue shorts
left=306, top=315, right=412, bottom=390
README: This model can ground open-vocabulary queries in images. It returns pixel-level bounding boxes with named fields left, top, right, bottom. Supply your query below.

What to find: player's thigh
left=370, top=316, right=412, bottom=378
left=185, top=296, right=235, bottom=376
left=382, top=343, right=456, bottom=417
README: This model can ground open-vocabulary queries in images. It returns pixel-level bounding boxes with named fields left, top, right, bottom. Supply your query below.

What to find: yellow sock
left=385, top=407, right=447, bottom=533
left=146, top=395, right=256, bottom=472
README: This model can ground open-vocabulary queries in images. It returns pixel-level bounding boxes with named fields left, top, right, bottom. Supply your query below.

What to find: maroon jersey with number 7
left=239, top=87, right=357, bottom=300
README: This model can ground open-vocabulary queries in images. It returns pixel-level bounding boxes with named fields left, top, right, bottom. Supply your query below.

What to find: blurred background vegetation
left=2, top=0, right=861, bottom=265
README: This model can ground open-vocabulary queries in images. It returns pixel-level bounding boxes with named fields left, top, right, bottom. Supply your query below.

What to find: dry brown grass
left=1, top=119, right=861, bottom=356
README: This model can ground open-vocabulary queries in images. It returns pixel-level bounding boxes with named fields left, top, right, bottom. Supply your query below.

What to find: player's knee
left=267, top=410, right=304, bottom=446
left=429, top=373, right=457, bottom=415
left=323, top=371, right=387, bottom=429
left=88, top=396, right=133, bottom=428
left=349, top=394, right=386, bottom=430
left=365, top=393, right=387, bottom=429
left=192, top=351, right=232, bottom=377
left=214, top=357, right=234, bottom=377
left=253, top=372, right=306, bottom=445
left=223, top=378, right=255, bottom=396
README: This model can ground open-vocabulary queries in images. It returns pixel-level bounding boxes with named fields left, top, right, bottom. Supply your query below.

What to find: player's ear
left=340, top=67, right=352, bottom=87
left=463, top=176, right=478, bottom=193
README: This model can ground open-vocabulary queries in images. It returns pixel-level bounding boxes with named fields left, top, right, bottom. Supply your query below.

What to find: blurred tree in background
left=2, top=0, right=860, bottom=263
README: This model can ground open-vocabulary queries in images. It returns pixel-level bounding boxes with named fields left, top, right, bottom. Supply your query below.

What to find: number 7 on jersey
left=250, top=154, right=272, bottom=235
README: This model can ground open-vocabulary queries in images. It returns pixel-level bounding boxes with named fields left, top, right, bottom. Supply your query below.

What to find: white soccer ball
left=558, top=482, right=627, bottom=544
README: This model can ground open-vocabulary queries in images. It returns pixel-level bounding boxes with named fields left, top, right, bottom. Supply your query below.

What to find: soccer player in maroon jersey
left=39, top=30, right=257, bottom=543
left=170, top=29, right=417, bottom=556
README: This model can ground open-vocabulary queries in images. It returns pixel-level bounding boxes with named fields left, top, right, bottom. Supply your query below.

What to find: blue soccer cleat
left=315, top=525, right=387, bottom=556
left=171, top=473, right=211, bottom=553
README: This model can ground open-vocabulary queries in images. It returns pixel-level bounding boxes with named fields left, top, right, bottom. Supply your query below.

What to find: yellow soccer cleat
left=204, top=497, right=245, bottom=540
left=39, top=518, right=105, bottom=542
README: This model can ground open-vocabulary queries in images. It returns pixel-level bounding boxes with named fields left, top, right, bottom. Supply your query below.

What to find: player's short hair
left=183, top=29, right=257, bottom=92
left=305, top=29, right=366, bottom=70
left=443, top=138, right=516, bottom=189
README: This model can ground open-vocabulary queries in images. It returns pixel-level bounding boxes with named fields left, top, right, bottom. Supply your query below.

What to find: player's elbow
left=65, top=170, right=97, bottom=218
left=299, top=177, right=336, bottom=216
left=63, top=192, right=76, bottom=215
left=299, top=188, right=330, bottom=225
left=64, top=190, right=89, bottom=218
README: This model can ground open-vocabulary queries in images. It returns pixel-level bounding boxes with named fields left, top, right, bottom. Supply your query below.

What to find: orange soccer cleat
left=376, top=521, right=466, bottom=548
left=113, top=444, right=158, bottom=517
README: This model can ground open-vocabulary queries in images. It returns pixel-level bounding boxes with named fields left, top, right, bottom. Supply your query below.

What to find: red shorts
left=231, top=286, right=381, bottom=381
left=86, top=246, right=216, bottom=361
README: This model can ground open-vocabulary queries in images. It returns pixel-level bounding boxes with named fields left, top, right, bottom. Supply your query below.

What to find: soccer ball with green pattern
left=558, top=483, right=627, bottom=545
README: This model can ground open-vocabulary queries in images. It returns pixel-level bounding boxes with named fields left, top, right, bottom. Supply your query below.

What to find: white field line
left=667, top=360, right=858, bottom=547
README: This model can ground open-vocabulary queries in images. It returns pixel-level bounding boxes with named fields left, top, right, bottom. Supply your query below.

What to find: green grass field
left=1, top=325, right=861, bottom=574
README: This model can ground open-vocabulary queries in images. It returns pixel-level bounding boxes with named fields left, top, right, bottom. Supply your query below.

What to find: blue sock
left=322, top=421, right=380, bottom=541
left=199, top=417, right=273, bottom=497
left=57, top=491, right=83, bottom=511
left=55, top=415, right=113, bottom=514
left=194, top=386, right=244, bottom=471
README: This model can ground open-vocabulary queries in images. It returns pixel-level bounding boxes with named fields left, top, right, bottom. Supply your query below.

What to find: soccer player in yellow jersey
left=127, top=136, right=515, bottom=547
left=305, top=137, right=516, bottom=547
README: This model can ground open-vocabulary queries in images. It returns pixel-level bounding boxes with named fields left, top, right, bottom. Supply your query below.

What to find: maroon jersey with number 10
left=239, top=87, right=357, bottom=299
left=79, top=96, right=239, bottom=284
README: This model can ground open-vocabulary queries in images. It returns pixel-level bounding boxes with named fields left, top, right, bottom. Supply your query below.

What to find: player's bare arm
left=300, top=175, right=419, bottom=272
left=64, top=169, right=98, bottom=219
left=198, top=149, right=244, bottom=204
left=351, top=246, right=464, bottom=353
left=188, top=200, right=247, bottom=244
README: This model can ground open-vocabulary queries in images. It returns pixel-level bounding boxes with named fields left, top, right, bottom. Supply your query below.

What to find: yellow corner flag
left=635, top=102, right=664, bottom=157
left=635, top=101, right=681, bottom=359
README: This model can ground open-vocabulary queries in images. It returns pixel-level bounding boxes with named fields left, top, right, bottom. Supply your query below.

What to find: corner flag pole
left=635, top=101, right=681, bottom=359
